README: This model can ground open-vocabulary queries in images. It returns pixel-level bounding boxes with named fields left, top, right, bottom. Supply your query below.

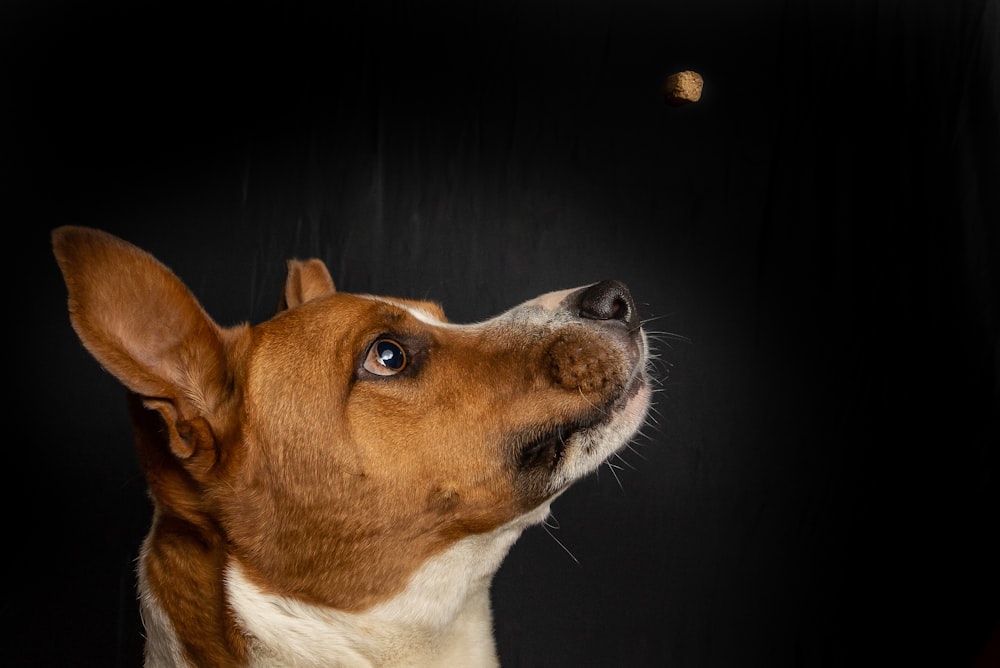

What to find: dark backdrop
left=6, top=1, right=998, bottom=666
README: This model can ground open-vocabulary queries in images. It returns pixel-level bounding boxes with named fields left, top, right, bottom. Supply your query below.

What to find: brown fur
left=53, top=226, right=643, bottom=664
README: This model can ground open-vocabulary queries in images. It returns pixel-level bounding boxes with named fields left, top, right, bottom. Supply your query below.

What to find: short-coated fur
left=53, top=226, right=652, bottom=667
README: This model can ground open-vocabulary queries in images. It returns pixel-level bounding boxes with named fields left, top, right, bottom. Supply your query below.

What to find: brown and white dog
left=53, top=225, right=652, bottom=667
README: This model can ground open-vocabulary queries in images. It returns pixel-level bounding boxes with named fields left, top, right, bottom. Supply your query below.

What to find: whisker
left=605, top=459, right=625, bottom=491
left=642, top=324, right=691, bottom=341
left=541, top=515, right=580, bottom=565
left=614, top=450, right=641, bottom=470
left=577, top=387, right=612, bottom=418
left=621, top=443, right=647, bottom=463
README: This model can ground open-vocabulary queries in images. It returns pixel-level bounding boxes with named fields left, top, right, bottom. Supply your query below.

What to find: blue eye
left=364, top=338, right=407, bottom=376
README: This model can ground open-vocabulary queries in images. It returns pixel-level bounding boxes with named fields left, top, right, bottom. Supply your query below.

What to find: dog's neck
left=139, top=503, right=554, bottom=667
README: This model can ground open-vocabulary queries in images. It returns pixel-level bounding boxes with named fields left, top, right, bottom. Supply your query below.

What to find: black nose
left=579, top=280, right=640, bottom=331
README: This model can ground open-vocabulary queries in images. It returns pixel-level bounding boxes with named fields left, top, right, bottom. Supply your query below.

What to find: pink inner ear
left=281, top=258, right=336, bottom=310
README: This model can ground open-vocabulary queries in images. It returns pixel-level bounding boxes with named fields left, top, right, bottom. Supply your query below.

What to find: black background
left=5, top=1, right=999, bottom=666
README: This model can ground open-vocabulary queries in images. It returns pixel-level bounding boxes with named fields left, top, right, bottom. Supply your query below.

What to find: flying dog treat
left=663, top=70, right=703, bottom=106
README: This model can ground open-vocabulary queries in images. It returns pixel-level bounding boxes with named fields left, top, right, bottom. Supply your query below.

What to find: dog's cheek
left=427, top=485, right=460, bottom=512
left=511, top=465, right=555, bottom=511
left=426, top=482, right=529, bottom=540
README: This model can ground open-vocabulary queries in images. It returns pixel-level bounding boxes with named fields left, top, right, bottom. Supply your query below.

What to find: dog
left=52, top=225, right=652, bottom=667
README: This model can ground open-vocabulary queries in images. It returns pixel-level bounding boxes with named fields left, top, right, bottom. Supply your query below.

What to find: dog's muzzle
left=513, top=279, right=650, bottom=496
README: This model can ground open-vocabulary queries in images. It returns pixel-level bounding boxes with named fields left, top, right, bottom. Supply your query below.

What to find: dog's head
left=53, top=226, right=651, bottom=614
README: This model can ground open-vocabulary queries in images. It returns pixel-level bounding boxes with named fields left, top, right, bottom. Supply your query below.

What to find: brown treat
left=663, top=70, right=704, bottom=106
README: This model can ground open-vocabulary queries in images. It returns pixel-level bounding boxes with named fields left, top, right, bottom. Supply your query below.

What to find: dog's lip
left=517, top=367, right=647, bottom=470
left=517, top=424, right=578, bottom=470
left=614, top=365, right=647, bottom=409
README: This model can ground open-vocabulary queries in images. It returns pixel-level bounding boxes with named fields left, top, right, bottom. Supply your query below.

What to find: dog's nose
left=579, top=280, right=640, bottom=331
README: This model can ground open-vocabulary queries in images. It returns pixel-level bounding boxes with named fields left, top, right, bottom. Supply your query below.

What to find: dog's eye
left=364, top=338, right=407, bottom=376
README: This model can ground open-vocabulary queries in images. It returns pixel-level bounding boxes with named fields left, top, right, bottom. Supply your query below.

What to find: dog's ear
left=52, top=226, right=233, bottom=462
left=277, top=258, right=336, bottom=312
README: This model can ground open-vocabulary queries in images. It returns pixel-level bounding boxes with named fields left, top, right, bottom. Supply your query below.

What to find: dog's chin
left=517, top=370, right=652, bottom=498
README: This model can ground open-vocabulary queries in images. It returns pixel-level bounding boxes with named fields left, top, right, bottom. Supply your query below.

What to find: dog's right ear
left=277, top=258, right=336, bottom=312
left=52, top=226, right=234, bottom=465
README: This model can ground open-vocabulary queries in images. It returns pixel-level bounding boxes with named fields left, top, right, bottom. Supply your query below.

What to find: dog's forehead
left=360, top=295, right=450, bottom=326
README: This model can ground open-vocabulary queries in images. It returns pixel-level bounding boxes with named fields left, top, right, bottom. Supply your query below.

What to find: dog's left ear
left=277, top=258, right=336, bottom=312
left=52, top=225, right=234, bottom=466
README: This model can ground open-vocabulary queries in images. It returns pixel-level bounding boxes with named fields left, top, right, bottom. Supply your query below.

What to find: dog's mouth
left=516, top=425, right=578, bottom=471
left=513, top=369, right=648, bottom=485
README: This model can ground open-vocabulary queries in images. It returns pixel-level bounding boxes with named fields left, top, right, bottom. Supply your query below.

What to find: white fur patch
left=364, top=296, right=457, bottom=328
left=225, top=504, right=553, bottom=667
